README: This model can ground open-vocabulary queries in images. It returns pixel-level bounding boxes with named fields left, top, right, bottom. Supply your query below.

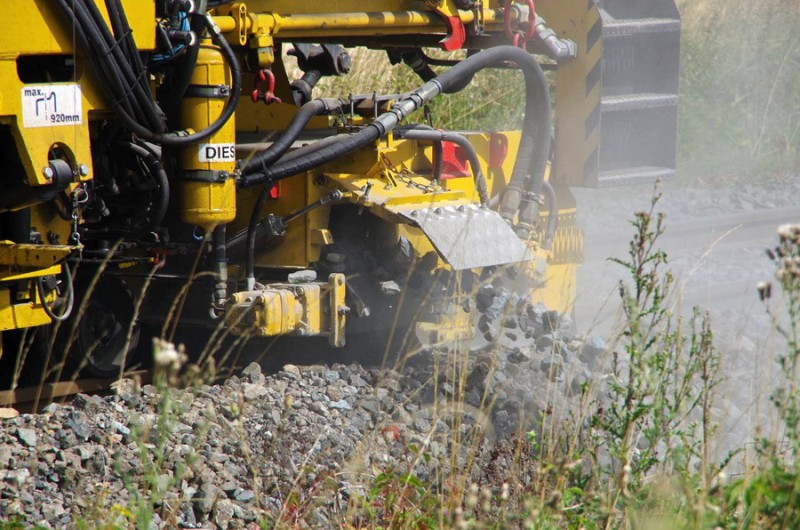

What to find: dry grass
left=677, top=0, right=800, bottom=182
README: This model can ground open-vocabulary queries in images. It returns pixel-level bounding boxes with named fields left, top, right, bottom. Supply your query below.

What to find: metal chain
left=70, top=185, right=89, bottom=257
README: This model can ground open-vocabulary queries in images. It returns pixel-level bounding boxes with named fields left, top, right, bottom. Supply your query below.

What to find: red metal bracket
left=437, top=14, right=467, bottom=51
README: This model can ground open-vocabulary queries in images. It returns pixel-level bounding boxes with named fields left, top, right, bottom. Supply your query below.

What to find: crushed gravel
left=0, top=298, right=603, bottom=528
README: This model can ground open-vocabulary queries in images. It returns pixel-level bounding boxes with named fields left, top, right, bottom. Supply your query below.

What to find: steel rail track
left=0, top=370, right=152, bottom=412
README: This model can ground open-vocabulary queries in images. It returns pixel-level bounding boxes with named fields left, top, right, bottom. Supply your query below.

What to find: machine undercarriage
left=0, top=0, right=679, bottom=387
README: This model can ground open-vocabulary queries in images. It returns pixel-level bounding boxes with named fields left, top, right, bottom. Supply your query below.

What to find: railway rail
left=0, top=370, right=152, bottom=413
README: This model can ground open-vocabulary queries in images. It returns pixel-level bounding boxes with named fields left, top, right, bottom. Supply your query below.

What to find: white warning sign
left=21, top=84, right=83, bottom=128
left=198, top=143, right=236, bottom=163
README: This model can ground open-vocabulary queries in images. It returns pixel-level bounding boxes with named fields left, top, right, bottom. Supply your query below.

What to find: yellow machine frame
left=0, top=0, right=679, bottom=379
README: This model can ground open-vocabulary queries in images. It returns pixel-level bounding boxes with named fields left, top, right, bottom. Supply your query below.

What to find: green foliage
left=0, top=518, right=48, bottom=530
left=705, top=224, right=800, bottom=529
left=314, top=48, right=526, bottom=132
left=678, top=0, right=800, bottom=182
left=599, top=193, right=720, bottom=491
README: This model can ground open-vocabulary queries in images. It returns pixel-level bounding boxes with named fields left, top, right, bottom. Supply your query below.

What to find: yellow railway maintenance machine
left=0, top=0, right=679, bottom=385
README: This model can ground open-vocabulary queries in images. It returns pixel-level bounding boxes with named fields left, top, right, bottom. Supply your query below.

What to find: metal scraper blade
left=397, top=204, right=532, bottom=270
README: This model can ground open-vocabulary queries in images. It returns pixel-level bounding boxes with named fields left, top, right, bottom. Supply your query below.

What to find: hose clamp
left=204, top=14, right=222, bottom=37
left=183, top=170, right=230, bottom=183
left=521, top=190, right=544, bottom=205
left=184, top=84, right=231, bottom=99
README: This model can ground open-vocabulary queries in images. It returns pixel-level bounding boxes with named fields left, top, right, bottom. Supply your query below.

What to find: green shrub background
left=677, top=0, right=800, bottom=182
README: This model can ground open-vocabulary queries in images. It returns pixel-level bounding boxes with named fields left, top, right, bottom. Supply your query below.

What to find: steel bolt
left=42, top=166, right=54, bottom=180
left=78, top=164, right=90, bottom=177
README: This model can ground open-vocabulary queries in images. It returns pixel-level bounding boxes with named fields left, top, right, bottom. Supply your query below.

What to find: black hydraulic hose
left=56, top=3, right=241, bottom=146
left=394, top=127, right=489, bottom=207
left=240, top=46, right=550, bottom=205
left=120, top=142, right=170, bottom=230
left=239, top=125, right=383, bottom=189
left=402, top=124, right=444, bottom=182
left=241, top=98, right=342, bottom=174
left=237, top=133, right=353, bottom=188
left=36, top=263, right=75, bottom=322
left=79, top=0, right=164, bottom=131
left=104, top=0, right=145, bottom=91
left=433, top=47, right=551, bottom=232
left=55, top=0, right=135, bottom=120
left=276, top=134, right=352, bottom=165
left=244, top=182, right=274, bottom=288
left=58, top=0, right=163, bottom=130
left=400, top=49, right=437, bottom=82
left=106, top=0, right=154, bottom=121
left=160, top=11, right=206, bottom=115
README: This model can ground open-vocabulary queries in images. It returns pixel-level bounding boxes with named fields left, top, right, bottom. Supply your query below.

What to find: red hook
left=251, top=69, right=282, bottom=105
left=503, top=0, right=537, bottom=48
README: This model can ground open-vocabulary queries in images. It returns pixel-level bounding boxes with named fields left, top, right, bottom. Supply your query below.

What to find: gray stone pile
left=0, top=303, right=606, bottom=529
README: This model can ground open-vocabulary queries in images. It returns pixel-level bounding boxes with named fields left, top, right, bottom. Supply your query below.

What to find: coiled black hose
left=37, top=264, right=75, bottom=322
